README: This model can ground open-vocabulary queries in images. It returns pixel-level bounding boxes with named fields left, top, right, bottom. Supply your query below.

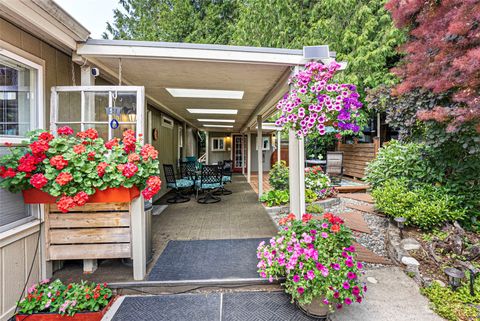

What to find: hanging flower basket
left=0, top=127, right=162, bottom=212
left=275, top=61, right=364, bottom=138
left=22, top=186, right=140, bottom=204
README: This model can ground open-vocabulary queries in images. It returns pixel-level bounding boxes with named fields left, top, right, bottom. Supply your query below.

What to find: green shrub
left=305, top=189, right=317, bottom=204
left=372, top=179, right=465, bottom=229
left=365, top=140, right=434, bottom=188
left=306, top=203, right=324, bottom=214
left=260, top=190, right=289, bottom=207
left=269, top=161, right=289, bottom=191
left=421, top=275, right=480, bottom=321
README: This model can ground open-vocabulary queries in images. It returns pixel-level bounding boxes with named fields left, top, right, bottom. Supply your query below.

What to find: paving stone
left=337, top=211, right=371, bottom=234
left=400, top=238, right=421, bottom=251
left=401, top=256, right=420, bottom=267
left=339, top=193, right=374, bottom=204
left=346, top=203, right=376, bottom=214
left=353, top=242, right=391, bottom=265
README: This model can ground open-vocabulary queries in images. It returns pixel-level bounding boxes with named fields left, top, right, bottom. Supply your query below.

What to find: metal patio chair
left=326, top=151, right=344, bottom=185
left=196, top=164, right=223, bottom=204
left=214, top=160, right=233, bottom=195
left=163, top=164, right=194, bottom=203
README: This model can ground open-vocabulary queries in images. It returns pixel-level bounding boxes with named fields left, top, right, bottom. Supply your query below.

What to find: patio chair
left=180, top=161, right=197, bottom=181
left=214, top=160, right=233, bottom=195
left=326, top=151, right=344, bottom=185
left=196, top=164, right=223, bottom=204
left=163, top=164, right=193, bottom=203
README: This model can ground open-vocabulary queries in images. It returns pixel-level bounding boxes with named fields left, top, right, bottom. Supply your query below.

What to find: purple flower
left=357, top=262, right=363, bottom=269
left=297, top=287, right=305, bottom=295
left=307, top=270, right=315, bottom=280
left=345, top=259, right=354, bottom=268
left=343, top=282, right=350, bottom=290
left=336, top=304, right=343, bottom=309
left=293, top=275, right=300, bottom=283
left=347, top=272, right=357, bottom=280
left=321, top=232, right=328, bottom=238
left=323, top=298, right=329, bottom=305
left=333, top=291, right=340, bottom=299
left=331, top=263, right=340, bottom=271
left=352, top=286, right=360, bottom=295
left=344, top=297, right=352, bottom=305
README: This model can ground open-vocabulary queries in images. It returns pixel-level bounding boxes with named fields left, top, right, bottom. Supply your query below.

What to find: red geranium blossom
left=57, top=126, right=74, bottom=135
left=77, top=128, right=99, bottom=140
left=29, top=140, right=49, bottom=155
left=302, top=213, right=313, bottom=223
left=0, top=167, right=16, bottom=178
left=97, top=162, right=108, bottom=177
left=39, top=132, right=54, bottom=142
left=55, top=172, right=73, bottom=186
left=331, top=224, right=340, bottom=233
left=142, top=176, right=162, bottom=199
left=50, top=155, right=68, bottom=170
left=140, top=144, right=158, bottom=161
left=104, top=138, right=119, bottom=150
left=73, top=191, right=89, bottom=206
left=122, top=162, right=138, bottom=178
left=122, top=129, right=136, bottom=153
left=57, top=195, right=76, bottom=213
left=128, top=153, right=140, bottom=163
left=18, top=154, right=38, bottom=172
left=73, top=144, right=86, bottom=154
left=30, top=173, right=48, bottom=189
left=87, top=151, right=96, bottom=161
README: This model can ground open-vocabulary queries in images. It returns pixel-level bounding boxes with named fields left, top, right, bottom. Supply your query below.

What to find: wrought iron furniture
left=163, top=164, right=193, bottom=203
left=214, top=160, right=233, bottom=195
left=326, top=151, right=344, bottom=185
left=196, top=165, right=223, bottom=204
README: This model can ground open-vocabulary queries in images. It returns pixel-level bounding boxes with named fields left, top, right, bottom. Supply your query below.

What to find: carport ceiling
left=91, top=57, right=289, bottom=131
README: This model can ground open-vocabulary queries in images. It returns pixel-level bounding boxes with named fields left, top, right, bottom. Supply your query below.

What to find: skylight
left=187, top=108, right=238, bottom=115
left=203, top=124, right=234, bottom=128
left=197, top=119, right=235, bottom=123
left=166, top=88, right=244, bottom=99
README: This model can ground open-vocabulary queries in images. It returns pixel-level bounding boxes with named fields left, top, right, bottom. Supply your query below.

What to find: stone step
left=346, top=203, right=376, bottom=214
left=339, top=193, right=374, bottom=204
left=353, top=242, right=392, bottom=265
left=337, top=211, right=371, bottom=234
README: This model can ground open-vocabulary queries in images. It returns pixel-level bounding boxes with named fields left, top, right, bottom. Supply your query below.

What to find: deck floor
left=52, top=175, right=277, bottom=283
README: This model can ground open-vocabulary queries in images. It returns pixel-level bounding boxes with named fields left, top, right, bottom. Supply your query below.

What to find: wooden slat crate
left=45, top=202, right=132, bottom=261
left=337, top=139, right=380, bottom=179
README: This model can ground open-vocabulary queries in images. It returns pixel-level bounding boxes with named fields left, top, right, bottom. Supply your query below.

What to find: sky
left=53, top=0, right=120, bottom=39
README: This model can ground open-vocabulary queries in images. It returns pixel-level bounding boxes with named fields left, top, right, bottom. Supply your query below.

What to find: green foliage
left=268, top=160, right=289, bottom=191
left=421, top=276, right=480, bottom=321
left=364, top=140, right=433, bottom=188
left=17, top=279, right=112, bottom=316
left=372, top=179, right=465, bottom=229
left=306, top=203, right=324, bottom=214
left=260, top=189, right=289, bottom=207
left=305, top=189, right=317, bottom=204
left=305, top=132, right=337, bottom=160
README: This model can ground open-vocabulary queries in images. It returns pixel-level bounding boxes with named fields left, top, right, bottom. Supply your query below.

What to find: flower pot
left=297, top=296, right=330, bottom=320
left=15, top=296, right=116, bottom=321
left=22, top=186, right=140, bottom=204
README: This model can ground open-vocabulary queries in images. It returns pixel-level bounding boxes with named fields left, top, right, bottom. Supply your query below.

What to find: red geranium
left=302, top=213, right=313, bottom=223
left=97, top=162, right=108, bottom=177
left=73, top=191, right=89, bottom=206
left=122, top=129, right=136, bottom=153
left=29, top=140, right=49, bottom=155
left=57, top=126, right=74, bottom=136
left=18, top=154, right=38, bottom=172
left=87, top=152, right=96, bottom=161
left=55, top=172, right=73, bottom=186
left=128, top=153, right=140, bottom=163
left=50, top=155, right=68, bottom=170
left=141, top=176, right=162, bottom=199
left=77, top=128, right=98, bottom=140
left=39, top=132, right=54, bottom=142
left=30, top=173, right=48, bottom=189
left=0, top=167, right=16, bottom=178
left=122, top=162, right=138, bottom=178
left=104, top=138, right=119, bottom=150
left=57, top=195, right=76, bottom=213
left=73, top=144, right=86, bottom=154
left=140, top=144, right=158, bottom=161
left=331, top=224, right=341, bottom=233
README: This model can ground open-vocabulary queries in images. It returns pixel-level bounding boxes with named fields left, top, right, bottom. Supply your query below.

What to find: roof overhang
left=0, top=0, right=90, bottom=52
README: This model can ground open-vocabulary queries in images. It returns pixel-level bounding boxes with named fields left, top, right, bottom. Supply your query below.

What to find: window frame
left=211, top=137, right=225, bottom=152
left=0, top=48, right=44, bottom=144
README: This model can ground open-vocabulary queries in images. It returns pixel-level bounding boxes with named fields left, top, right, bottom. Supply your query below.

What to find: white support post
left=183, top=123, right=187, bottom=159
left=289, top=129, right=306, bottom=219
left=277, top=130, right=281, bottom=165
left=205, top=131, right=209, bottom=165
left=241, top=134, right=245, bottom=175
left=257, top=115, right=263, bottom=199
left=80, top=66, right=97, bottom=273
left=247, top=132, right=252, bottom=182
left=131, top=196, right=146, bottom=280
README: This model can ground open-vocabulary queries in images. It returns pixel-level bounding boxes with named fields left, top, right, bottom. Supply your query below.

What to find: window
left=162, top=115, right=174, bottom=129
left=0, top=50, right=43, bottom=143
left=211, top=137, right=225, bottom=151
left=256, top=136, right=270, bottom=151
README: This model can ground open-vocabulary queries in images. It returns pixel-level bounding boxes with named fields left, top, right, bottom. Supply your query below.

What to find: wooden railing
left=337, top=138, right=380, bottom=179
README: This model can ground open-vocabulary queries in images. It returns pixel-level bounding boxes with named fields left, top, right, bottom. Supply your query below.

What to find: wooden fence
left=337, top=138, right=380, bottom=179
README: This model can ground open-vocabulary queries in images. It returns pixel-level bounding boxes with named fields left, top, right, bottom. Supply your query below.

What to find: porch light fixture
left=444, top=267, right=465, bottom=291
left=197, top=119, right=235, bottom=123
left=394, top=217, right=406, bottom=238
left=188, top=109, right=238, bottom=115
left=203, top=124, right=234, bottom=128
left=166, top=88, right=244, bottom=99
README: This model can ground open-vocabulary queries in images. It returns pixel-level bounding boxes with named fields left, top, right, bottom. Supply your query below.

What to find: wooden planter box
left=45, top=201, right=134, bottom=261
left=16, top=297, right=116, bottom=321
left=22, top=187, right=140, bottom=204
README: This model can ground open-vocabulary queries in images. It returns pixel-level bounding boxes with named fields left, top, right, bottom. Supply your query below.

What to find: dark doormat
left=222, top=292, right=315, bottom=321
left=111, top=294, right=221, bottom=321
left=147, top=238, right=267, bottom=281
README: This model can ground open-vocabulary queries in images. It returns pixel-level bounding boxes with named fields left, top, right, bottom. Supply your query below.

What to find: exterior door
left=233, top=135, right=246, bottom=173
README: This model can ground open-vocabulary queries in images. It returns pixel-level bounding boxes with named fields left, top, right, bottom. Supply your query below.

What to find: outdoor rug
left=147, top=238, right=267, bottom=281
left=110, top=292, right=316, bottom=321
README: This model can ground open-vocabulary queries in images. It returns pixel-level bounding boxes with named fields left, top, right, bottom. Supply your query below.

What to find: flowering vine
left=275, top=61, right=364, bottom=137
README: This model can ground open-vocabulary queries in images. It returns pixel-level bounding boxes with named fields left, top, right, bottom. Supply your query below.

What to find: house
left=0, top=1, right=335, bottom=319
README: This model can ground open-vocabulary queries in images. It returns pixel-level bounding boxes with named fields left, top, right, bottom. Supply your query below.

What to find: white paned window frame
left=0, top=48, right=44, bottom=144
left=161, top=115, right=174, bottom=129
left=211, top=137, right=225, bottom=152
left=50, top=86, right=144, bottom=141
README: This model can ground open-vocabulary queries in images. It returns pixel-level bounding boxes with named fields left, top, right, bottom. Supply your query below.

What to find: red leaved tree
left=385, top=0, right=480, bottom=132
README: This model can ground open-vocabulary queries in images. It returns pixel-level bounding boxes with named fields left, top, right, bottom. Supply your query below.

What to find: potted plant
left=16, top=279, right=115, bottom=321
left=257, top=213, right=367, bottom=319
left=0, top=127, right=161, bottom=212
left=304, top=166, right=336, bottom=200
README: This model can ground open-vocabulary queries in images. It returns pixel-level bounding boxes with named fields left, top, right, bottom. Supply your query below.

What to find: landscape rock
left=367, top=277, right=378, bottom=284
left=400, top=238, right=421, bottom=251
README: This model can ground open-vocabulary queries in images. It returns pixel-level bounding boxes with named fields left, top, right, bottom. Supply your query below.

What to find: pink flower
left=344, top=297, right=352, bottom=305
left=297, top=287, right=304, bottom=295
left=293, top=275, right=300, bottom=283
left=347, top=272, right=357, bottom=280
left=333, top=291, right=340, bottom=299
left=352, top=286, right=360, bottom=296
left=331, top=263, right=340, bottom=271
left=321, top=232, right=328, bottom=238
left=343, top=282, right=350, bottom=290
left=306, top=270, right=315, bottom=280
left=357, top=262, right=363, bottom=269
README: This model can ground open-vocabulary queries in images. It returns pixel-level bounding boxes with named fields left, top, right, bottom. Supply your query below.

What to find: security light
left=166, top=88, right=244, bottom=99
